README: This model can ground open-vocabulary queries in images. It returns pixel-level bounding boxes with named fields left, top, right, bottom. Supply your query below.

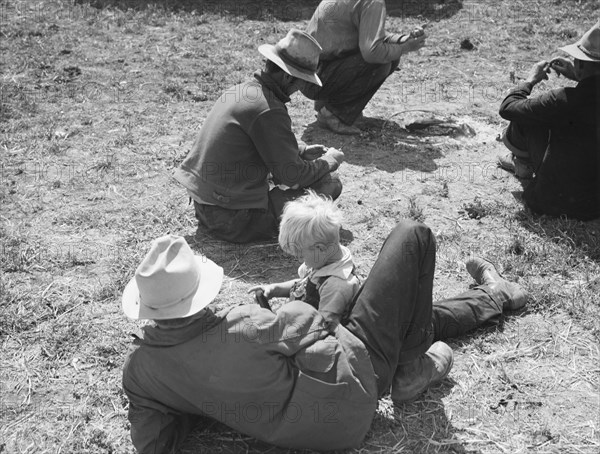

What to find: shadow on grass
left=80, top=0, right=464, bottom=22
left=178, top=386, right=475, bottom=454
left=514, top=208, right=600, bottom=263
left=385, top=387, right=475, bottom=454
left=81, top=0, right=320, bottom=20
left=301, top=117, right=443, bottom=174
left=387, top=0, right=464, bottom=21
left=185, top=229, right=295, bottom=282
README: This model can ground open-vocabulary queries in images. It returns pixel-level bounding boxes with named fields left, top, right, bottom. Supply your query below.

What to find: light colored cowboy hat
left=258, top=29, right=323, bottom=86
left=559, top=21, right=600, bottom=62
left=122, top=235, right=223, bottom=320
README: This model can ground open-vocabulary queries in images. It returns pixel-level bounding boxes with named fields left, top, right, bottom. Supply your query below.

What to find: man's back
left=174, top=79, right=281, bottom=210
left=500, top=75, right=600, bottom=219
left=306, top=0, right=403, bottom=63
left=123, top=302, right=377, bottom=452
left=175, top=75, right=335, bottom=213
left=530, top=76, right=600, bottom=219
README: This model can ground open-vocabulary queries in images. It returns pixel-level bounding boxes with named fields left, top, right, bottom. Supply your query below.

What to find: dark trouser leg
left=194, top=202, right=278, bottom=243
left=301, top=55, right=400, bottom=125
left=268, top=172, right=343, bottom=219
left=309, top=171, right=343, bottom=200
left=503, top=122, right=550, bottom=171
left=432, top=286, right=504, bottom=341
left=345, top=221, right=436, bottom=395
left=193, top=174, right=341, bottom=243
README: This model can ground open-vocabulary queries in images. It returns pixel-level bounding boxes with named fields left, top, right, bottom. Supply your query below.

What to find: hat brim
left=258, top=44, right=322, bottom=87
left=122, top=256, right=224, bottom=320
left=559, top=43, right=600, bottom=62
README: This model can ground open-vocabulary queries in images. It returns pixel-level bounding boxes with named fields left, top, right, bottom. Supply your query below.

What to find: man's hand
left=399, top=27, right=426, bottom=54
left=549, top=57, right=577, bottom=81
left=323, top=147, right=345, bottom=169
left=526, top=60, right=551, bottom=86
left=301, top=144, right=327, bottom=160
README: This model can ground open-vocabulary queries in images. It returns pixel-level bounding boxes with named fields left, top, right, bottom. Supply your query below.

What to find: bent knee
left=327, top=175, right=343, bottom=200
left=312, top=173, right=343, bottom=200
left=392, top=220, right=435, bottom=247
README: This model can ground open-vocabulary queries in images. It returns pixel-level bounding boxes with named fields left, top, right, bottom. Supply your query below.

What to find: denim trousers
left=345, top=221, right=505, bottom=395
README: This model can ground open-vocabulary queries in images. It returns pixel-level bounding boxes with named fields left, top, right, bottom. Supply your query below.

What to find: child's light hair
left=278, top=190, right=342, bottom=255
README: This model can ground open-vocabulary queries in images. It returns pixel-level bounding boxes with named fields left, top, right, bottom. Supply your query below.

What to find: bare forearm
left=268, top=279, right=300, bottom=298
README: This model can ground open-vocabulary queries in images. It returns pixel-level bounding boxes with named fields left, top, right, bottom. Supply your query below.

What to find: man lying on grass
left=174, top=29, right=344, bottom=243
left=498, top=20, right=600, bottom=220
left=121, top=222, right=527, bottom=453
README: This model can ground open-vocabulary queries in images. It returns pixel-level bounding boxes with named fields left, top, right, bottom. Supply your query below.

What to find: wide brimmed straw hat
left=122, top=235, right=223, bottom=320
left=258, top=29, right=322, bottom=86
left=559, top=21, right=600, bottom=62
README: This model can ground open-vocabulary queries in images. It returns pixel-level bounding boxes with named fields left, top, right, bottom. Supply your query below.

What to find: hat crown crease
left=136, top=237, right=201, bottom=308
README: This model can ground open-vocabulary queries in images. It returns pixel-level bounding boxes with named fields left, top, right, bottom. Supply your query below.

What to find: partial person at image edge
left=498, top=21, right=600, bottom=221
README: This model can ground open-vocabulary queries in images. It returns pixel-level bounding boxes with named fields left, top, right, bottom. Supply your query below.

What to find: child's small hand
left=248, top=285, right=273, bottom=299
left=248, top=285, right=273, bottom=310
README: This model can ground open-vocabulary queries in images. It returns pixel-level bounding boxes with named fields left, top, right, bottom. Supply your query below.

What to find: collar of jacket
left=254, top=71, right=291, bottom=103
left=134, top=307, right=229, bottom=347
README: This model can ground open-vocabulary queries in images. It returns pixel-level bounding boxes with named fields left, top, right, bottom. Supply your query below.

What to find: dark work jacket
left=122, top=302, right=377, bottom=453
left=174, top=74, right=337, bottom=210
left=499, top=76, right=600, bottom=220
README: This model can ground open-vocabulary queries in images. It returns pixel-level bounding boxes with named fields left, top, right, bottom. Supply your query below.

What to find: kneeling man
left=175, top=30, right=345, bottom=243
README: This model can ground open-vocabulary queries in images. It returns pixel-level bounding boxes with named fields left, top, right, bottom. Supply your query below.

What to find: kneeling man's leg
left=194, top=202, right=278, bottom=243
left=308, top=172, right=342, bottom=200
left=499, top=122, right=550, bottom=178
left=268, top=174, right=343, bottom=221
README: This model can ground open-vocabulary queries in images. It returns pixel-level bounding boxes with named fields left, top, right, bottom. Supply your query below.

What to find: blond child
left=249, top=191, right=360, bottom=326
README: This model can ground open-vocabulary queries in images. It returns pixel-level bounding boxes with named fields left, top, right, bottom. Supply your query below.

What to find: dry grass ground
left=1, top=0, right=599, bottom=453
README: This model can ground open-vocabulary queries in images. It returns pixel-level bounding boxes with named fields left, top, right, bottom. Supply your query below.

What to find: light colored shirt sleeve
left=358, top=0, right=405, bottom=63
left=317, top=275, right=360, bottom=325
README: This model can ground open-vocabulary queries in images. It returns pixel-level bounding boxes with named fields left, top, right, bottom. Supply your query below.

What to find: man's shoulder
left=537, top=82, right=591, bottom=107
left=218, top=80, right=267, bottom=106
left=218, top=79, right=286, bottom=117
left=357, top=0, right=386, bottom=14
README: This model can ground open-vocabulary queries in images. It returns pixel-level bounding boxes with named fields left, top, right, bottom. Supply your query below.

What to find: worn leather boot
left=316, top=107, right=362, bottom=135
left=497, top=153, right=534, bottom=179
left=465, top=258, right=528, bottom=311
left=391, top=341, right=454, bottom=405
